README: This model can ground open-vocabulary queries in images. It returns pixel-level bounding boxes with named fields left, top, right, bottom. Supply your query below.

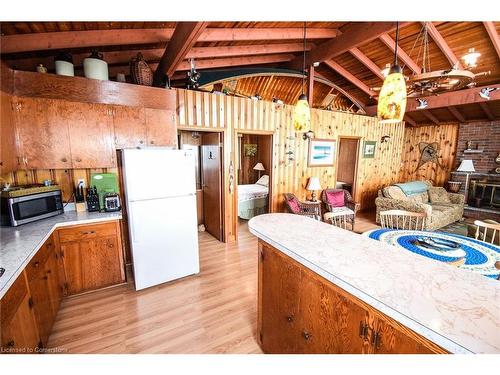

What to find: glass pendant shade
left=293, top=94, right=310, bottom=131
left=377, top=65, right=407, bottom=123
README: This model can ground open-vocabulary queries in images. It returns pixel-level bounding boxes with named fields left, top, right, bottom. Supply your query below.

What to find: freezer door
left=122, top=148, right=196, bottom=201
left=127, top=194, right=200, bottom=290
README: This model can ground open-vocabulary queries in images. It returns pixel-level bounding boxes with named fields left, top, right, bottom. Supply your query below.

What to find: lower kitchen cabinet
left=258, top=241, right=448, bottom=354
left=58, top=221, right=125, bottom=295
left=0, top=273, right=40, bottom=353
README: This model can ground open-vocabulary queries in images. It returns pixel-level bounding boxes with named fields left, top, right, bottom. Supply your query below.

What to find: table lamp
left=253, top=162, right=265, bottom=179
left=457, top=159, right=475, bottom=205
left=306, top=176, right=322, bottom=202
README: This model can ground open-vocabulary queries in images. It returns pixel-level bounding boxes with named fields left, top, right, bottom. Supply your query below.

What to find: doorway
left=179, top=130, right=224, bottom=242
left=337, top=137, right=360, bottom=197
left=235, top=132, right=273, bottom=236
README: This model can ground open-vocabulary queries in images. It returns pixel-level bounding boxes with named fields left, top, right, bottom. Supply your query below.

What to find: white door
left=128, top=194, right=200, bottom=290
left=123, top=148, right=196, bottom=201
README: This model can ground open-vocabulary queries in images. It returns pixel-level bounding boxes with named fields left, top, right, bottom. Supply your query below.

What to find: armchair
left=321, top=189, right=360, bottom=230
left=283, top=193, right=321, bottom=220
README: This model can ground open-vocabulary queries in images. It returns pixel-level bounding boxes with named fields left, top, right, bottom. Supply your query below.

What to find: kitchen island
left=248, top=213, right=500, bottom=354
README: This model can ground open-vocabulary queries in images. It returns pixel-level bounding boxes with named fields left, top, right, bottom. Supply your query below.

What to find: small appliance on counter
left=104, top=192, right=121, bottom=212
left=74, top=183, right=86, bottom=212
left=86, top=186, right=100, bottom=212
left=0, top=184, right=64, bottom=226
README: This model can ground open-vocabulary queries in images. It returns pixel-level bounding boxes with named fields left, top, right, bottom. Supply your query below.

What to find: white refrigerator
left=121, top=148, right=200, bottom=290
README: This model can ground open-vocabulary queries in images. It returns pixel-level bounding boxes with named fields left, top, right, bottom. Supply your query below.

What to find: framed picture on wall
left=308, top=139, right=336, bottom=167
left=244, top=144, right=258, bottom=157
left=362, top=141, right=377, bottom=158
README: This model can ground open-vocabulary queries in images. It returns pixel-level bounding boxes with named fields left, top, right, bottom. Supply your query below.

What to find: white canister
left=55, top=60, right=74, bottom=76
left=83, top=51, right=109, bottom=80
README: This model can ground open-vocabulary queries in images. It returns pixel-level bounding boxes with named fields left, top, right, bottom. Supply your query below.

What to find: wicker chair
left=283, top=193, right=321, bottom=220
left=321, top=189, right=360, bottom=230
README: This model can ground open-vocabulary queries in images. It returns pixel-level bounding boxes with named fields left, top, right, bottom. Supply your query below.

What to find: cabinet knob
left=46, top=269, right=52, bottom=274
left=61, top=157, right=68, bottom=163
left=34, top=261, right=40, bottom=268
left=150, top=140, right=155, bottom=145
left=76, top=157, right=82, bottom=163
left=302, top=331, right=312, bottom=341
left=139, top=140, right=144, bottom=144
left=7, top=340, right=15, bottom=347
left=286, top=315, right=294, bottom=323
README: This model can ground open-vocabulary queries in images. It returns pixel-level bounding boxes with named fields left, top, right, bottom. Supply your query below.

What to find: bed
left=238, top=175, right=269, bottom=220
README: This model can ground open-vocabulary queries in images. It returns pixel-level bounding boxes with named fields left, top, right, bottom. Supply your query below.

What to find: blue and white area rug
left=365, top=229, right=500, bottom=279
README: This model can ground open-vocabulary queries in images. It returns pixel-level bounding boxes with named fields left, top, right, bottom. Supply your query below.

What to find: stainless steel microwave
left=1, top=189, right=64, bottom=226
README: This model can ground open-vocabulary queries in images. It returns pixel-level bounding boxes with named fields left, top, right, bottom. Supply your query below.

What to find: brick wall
left=454, top=120, right=500, bottom=173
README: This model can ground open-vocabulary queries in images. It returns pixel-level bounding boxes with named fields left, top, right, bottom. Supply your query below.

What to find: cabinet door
left=61, top=241, right=85, bottom=295
left=46, top=248, right=62, bottom=316
left=259, top=243, right=302, bottom=354
left=145, top=108, right=177, bottom=147
left=82, top=235, right=124, bottom=291
left=14, top=97, right=72, bottom=169
left=28, top=259, right=54, bottom=346
left=62, top=101, right=116, bottom=168
left=0, top=92, right=19, bottom=174
left=113, top=105, right=147, bottom=149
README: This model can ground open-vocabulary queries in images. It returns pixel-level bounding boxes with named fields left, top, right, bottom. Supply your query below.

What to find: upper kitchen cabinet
left=145, top=107, right=177, bottom=147
left=61, top=101, right=116, bottom=168
left=112, top=105, right=147, bottom=149
left=0, top=91, right=18, bottom=174
left=13, top=96, right=73, bottom=170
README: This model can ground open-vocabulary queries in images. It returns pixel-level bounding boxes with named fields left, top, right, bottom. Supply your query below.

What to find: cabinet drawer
left=58, top=222, right=117, bottom=243
left=26, top=236, right=54, bottom=282
left=0, top=273, right=29, bottom=326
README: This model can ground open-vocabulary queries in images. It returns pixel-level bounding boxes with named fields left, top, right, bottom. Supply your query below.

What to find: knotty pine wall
left=399, top=123, right=459, bottom=186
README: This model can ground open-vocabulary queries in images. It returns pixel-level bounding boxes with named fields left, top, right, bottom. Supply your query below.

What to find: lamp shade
left=306, top=177, right=322, bottom=191
left=293, top=94, right=310, bottom=131
left=377, top=66, right=407, bottom=123
left=253, top=162, right=265, bottom=171
left=457, top=159, right=475, bottom=172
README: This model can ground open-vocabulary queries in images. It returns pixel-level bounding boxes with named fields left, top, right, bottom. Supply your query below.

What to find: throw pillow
left=287, top=197, right=300, bottom=213
left=326, top=190, right=345, bottom=208
left=428, top=187, right=451, bottom=204
left=382, top=186, right=408, bottom=200
left=256, top=175, right=269, bottom=186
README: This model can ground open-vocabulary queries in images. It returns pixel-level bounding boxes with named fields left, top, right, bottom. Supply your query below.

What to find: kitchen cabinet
left=58, top=221, right=125, bottom=295
left=112, top=105, right=147, bottom=149
left=145, top=108, right=177, bottom=147
left=0, top=272, right=40, bottom=353
left=0, top=92, right=18, bottom=174
left=258, top=241, right=447, bottom=354
left=12, top=96, right=72, bottom=170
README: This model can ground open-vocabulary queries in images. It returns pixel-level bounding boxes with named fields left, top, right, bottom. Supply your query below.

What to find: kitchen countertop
left=0, top=211, right=122, bottom=299
left=248, top=213, right=500, bottom=354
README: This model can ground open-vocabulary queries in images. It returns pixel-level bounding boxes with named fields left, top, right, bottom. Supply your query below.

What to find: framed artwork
left=308, top=139, right=336, bottom=167
left=244, top=144, right=258, bottom=157
left=362, top=141, right=377, bottom=158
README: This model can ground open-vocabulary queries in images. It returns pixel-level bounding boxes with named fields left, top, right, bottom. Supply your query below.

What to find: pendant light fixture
left=293, top=22, right=311, bottom=131
left=377, top=22, right=407, bottom=123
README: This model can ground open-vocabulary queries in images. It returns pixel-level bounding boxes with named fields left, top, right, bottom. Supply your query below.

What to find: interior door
left=337, top=138, right=359, bottom=192
left=201, top=133, right=224, bottom=241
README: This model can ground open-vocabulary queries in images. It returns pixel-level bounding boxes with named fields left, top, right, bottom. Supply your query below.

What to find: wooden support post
left=308, top=66, right=315, bottom=107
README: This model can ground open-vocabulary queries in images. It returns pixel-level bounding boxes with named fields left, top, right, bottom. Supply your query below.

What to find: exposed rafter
left=424, top=22, right=462, bottom=69
left=154, top=22, right=208, bottom=84
left=307, top=66, right=315, bottom=106
left=421, top=110, right=440, bottom=125
left=448, top=106, right=466, bottom=123
left=483, top=22, right=500, bottom=62
left=348, top=47, right=385, bottom=80
left=404, top=114, right=417, bottom=127
left=479, top=102, right=495, bottom=121
left=287, top=22, right=398, bottom=69
left=324, top=60, right=376, bottom=97
left=379, top=33, right=421, bottom=74
left=0, top=28, right=339, bottom=54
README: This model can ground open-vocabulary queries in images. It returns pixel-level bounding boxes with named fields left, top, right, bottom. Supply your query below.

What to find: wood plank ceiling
left=1, top=21, right=499, bottom=124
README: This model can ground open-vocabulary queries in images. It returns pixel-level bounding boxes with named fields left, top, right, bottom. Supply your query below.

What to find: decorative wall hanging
left=130, top=52, right=153, bottom=86
left=244, top=144, right=258, bottom=157
left=308, top=139, right=336, bottom=167
left=362, top=141, right=377, bottom=158
left=415, top=142, right=444, bottom=171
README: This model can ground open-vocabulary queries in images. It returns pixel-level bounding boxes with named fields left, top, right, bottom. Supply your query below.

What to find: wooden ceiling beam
left=349, top=47, right=385, bottom=80
left=424, top=22, right=462, bottom=69
left=448, top=106, right=466, bottom=123
left=483, top=22, right=500, bottom=62
left=0, top=28, right=339, bottom=54
left=324, top=60, right=376, bottom=97
left=421, top=110, right=440, bottom=125
left=365, top=84, right=500, bottom=115
left=478, top=102, right=495, bottom=121
left=154, top=22, right=208, bottom=83
left=404, top=114, right=417, bottom=127
left=379, top=33, right=421, bottom=74
left=287, top=22, right=398, bottom=69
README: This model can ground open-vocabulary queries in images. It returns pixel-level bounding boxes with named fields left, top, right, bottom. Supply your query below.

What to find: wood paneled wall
left=399, top=124, right=459, bottom=186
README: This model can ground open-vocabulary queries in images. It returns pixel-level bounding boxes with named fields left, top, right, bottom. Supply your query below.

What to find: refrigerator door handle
left=129, top=212, right=137, bottom=243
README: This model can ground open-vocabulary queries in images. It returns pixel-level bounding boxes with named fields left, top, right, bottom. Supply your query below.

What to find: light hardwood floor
left=47, top=212, right=379, bottom=354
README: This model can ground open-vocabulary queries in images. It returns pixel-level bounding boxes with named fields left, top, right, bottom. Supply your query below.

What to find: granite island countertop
left=0, top=211, right=122, bottom=299
left=248, top=213, right=500, bottom=354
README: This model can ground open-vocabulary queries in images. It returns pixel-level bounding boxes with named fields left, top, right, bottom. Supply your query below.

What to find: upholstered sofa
left=375, top=180, right=465, bottom=231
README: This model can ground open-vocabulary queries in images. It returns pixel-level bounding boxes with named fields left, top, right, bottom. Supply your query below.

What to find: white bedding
left=238, top=184, right=269, bottom=202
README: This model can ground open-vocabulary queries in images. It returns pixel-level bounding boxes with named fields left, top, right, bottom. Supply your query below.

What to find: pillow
left=325, top=190, right=345, bottom=208
left=428, top=187, right=451, bottom=204
left=409, top=191, right=429, bottom=204
left=287, top=196, right=300, bottom=213
left=382, top=186, right=408, bottom=200
left=256, top=175, right=269, bottom=186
